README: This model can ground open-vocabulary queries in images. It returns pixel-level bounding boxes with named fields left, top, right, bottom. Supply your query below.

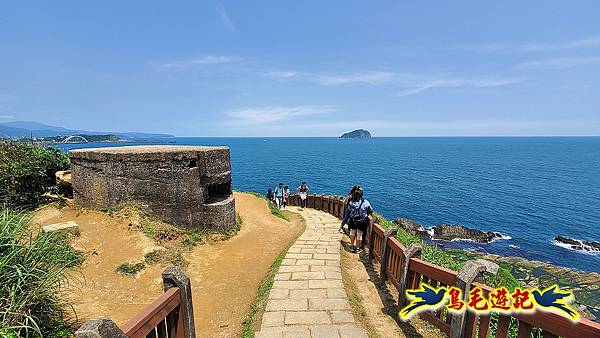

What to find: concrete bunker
left=69, top=145, right=236, bottom=231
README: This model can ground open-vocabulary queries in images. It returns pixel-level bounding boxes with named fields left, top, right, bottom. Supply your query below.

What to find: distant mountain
left=340, top=129, right=372, bottom=139
left=0, top=121, right=174, bottom=139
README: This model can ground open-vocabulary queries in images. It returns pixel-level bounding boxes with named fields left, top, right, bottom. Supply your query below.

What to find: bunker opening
left=205, top=180, right=232, bottom=204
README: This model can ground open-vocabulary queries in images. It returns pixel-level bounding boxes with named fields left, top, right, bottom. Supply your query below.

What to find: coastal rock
left=554, top=236, right=600, bottom=253
left=433, top=224, right=499, bottom=243
left=340, top=129, right=371, bottom=139
left=393, top=217, right=431, bottom=239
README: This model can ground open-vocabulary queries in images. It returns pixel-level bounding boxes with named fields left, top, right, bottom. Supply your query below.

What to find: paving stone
left=310, top=265, right=341, bottom=272
left=309, top=280, right=344, bottom=289
left=291, top=271, right=326, bottom=280
left=255, top=329, right=283, bottom=338
left=262, top=311, right=285, bottom=328
left=331, top=311, right=355, bottom=324
left=326, top=260, right=341, bottom=266
left=287, top=247, right=302, bottom=253
left=285, top=311, right=331, bottom=325
left=289, top=289, right=327, bottom=299
left=309, top=298, right=350, bottom=310
left=338, top=326, right=368, bottom=338
left=300, top=248, right=327, bottom=254
left=272, top=280, right=308, bottom=290
left=327, top=288, right=347, bottom=298
left=268, top=288, right=289, bottom=299
left=279, top=265, right=310, bottom=273
left=287, top=253, right=314, bottom=259
left=312, top=253, right=340, bottom=261
left=325, top=271, right=343, bottom=280
left=296, top=259, right=325, bottom=266
left=281, top=259, right=296, bottom=266
left=282, top=326, right=311, bottom=338
left=274, top=273, right=291, bottom=281
left=309, top=325, right=340, bottom=338
left=266, top=299, right=308, bottom=311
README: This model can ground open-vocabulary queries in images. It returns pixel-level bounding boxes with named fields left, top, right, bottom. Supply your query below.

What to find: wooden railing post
left=397, top=244, right=422, bottom=307
left=75, top=318, right=126, bottom=338
left=380, top=226, right=398, bottom=283
left=163, top=266, right=196, bottom=338
left=449, top=259, right=499, bottom=338
left=368, top=222, right=376, bottom=262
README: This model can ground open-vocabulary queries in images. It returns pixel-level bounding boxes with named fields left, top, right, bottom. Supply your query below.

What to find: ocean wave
left=552, top=239, right=600, bottom=256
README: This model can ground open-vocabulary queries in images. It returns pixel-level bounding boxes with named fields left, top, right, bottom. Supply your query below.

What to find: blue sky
left=1, top=1, right=599, bottom=136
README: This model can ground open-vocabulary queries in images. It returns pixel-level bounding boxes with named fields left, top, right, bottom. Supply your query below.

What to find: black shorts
left=348, top=218, right=369, bottom=232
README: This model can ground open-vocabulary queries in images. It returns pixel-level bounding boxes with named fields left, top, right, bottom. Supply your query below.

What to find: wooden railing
left=75, top=266, right=196, bottom=338
left=289, top=194, right=600, bottom=338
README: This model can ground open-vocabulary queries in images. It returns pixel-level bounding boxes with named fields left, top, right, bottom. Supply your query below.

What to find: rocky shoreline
left=459, top=250, right=600, bottom=321
left=393, top=217, right=508, bottom=243
left=554, top=235, right=600, bottom=254
left=392, top=217, right=599, bottom=321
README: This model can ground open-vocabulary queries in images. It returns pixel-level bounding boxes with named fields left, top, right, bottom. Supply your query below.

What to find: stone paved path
left=255, top=207, right=368, bottom=338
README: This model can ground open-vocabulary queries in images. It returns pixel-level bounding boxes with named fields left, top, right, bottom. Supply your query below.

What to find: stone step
left=42, top=220, right=79, bottom=234
left=255, top=324, right=367, bottom=338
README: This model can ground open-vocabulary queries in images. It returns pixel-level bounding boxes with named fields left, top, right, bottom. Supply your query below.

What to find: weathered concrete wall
left=70, top=145, right=235, bottom=232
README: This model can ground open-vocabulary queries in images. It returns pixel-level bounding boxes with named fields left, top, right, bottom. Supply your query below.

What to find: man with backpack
left=273, top=183, right=284, bottom=209
left=340, top=186, right=372, bottom=253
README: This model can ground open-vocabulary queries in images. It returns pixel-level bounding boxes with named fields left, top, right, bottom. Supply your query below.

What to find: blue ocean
left=56, top=137, right=600, bottom=273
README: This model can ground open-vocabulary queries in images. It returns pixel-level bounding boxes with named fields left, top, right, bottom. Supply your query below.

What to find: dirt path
left=33, top=192, right=305, bottom=337
left=340, top=236, right=442, bottom=338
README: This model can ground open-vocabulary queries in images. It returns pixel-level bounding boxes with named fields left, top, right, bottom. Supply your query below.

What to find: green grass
left=0, top=206, right=83, bottom=337
left=246, top=191, right=289, bottom=221
left=116, top=261, right=146, bottom=275
left=240, top=249, right=288, bottom=338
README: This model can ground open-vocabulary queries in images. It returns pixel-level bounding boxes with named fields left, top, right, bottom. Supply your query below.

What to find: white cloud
left=153, top=56, right=240, bottom=71
left=217, top=2, right=235, bottom=32
left=316, top=71, right=394, bottom=85
left=394, top=77, right=524, bottom=97
left=464, top=36, right=600, bottom=53
left=0, top=94, right=17, bottom=102
left=264, top=70, right=298, bottom=78
left=0, top=115, right=14, bottom=119
left=224, top=105, right=337, bottom=124
left=517, top=57, right=600, bottom=69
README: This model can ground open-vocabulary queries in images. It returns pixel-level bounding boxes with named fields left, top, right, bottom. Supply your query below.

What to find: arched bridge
left=61, top=135, right=89, bottom=143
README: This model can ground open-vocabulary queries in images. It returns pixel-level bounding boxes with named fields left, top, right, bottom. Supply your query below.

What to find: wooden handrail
left=121, top=287, right=182, bottom=337
left=290, top=193, right=600, bottom=337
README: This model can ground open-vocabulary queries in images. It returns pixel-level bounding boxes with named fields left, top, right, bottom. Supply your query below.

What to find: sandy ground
left=339, top=237, right=443, bottom=338
left=32, top=192, right=305, bottom=337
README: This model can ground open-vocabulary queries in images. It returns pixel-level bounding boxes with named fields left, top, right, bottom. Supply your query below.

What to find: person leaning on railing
left=340, top=186, right=373, bottom=253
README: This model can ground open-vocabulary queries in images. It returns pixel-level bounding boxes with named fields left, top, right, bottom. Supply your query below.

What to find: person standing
left=266, top=188, right=274, bottom=202
left=340, top=186, right=372, bottom=253
left=339, top=185, right=358, bottom=234
left=282, top=185, right=290, bottom=208
left=297, top=182, right=310, bottom=208
left=273, top=183, right=284, bottom=209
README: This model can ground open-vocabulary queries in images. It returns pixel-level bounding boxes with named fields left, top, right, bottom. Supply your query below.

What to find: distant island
left=340, top=129, right=371, bottom=139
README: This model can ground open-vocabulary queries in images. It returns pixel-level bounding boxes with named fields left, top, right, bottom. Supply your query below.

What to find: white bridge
left=61, top=135, right=89, bottom=143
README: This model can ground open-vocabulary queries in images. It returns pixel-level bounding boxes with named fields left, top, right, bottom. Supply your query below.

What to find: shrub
left=116, top=262, right=146, bottom=275
left=0, top=141, right=69, bottom=208
left=0, top=206, right=82, bottom=337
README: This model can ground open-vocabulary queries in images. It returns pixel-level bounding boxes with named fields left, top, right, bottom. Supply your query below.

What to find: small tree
left=0, top=141, right=69, bottom=208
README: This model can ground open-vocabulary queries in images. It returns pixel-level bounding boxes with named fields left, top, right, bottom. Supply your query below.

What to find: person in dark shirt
left=341, top=186, right=372, bottom=253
